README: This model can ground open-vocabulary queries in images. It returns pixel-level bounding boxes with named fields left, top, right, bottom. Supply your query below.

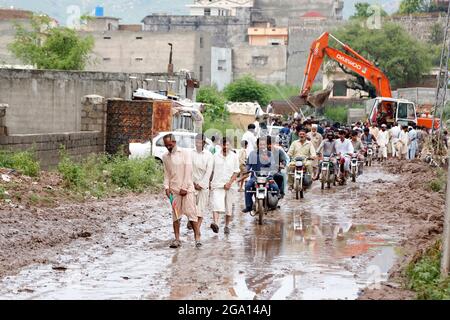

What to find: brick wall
left=0, top=131, right=104, bottom=169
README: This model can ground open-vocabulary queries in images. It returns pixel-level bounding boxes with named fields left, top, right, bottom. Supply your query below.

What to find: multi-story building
left=248, top=23, right=288, bottom=46
left=187, top=0, right=254, bottom=16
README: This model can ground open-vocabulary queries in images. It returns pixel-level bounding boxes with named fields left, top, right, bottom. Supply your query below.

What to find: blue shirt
left=246, top=150, right=277, bottom=177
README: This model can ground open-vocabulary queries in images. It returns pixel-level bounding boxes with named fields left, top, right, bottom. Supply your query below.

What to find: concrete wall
left=392, top=87, right=450, bottom=105
left=233, top=44, right=287, bottom=85
left=287, top=19, right=345, bottom=86
left=142, top=8, right=252, bottom=47
left=84, top=31, right=212, bottom=85
left=211, top=47, right=233, bottom=90
left=253, top=0, right=343, bottom=26
left=0, top=131, right=104, bottom=169
left=390, top=14, right=446, bottom=43
left=0, top=69, right=186, bottom=135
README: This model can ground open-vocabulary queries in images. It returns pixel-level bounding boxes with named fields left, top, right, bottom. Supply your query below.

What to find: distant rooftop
left=0, top=8, right=33, bottom=20
left=301, top=11, right=326, bottom=18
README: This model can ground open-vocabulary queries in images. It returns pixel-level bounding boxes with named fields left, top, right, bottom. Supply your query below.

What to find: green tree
left=351, top=2, right=388, bottom=19
left=8, top=15, right=94, bottom=70
left=196, top=86, right=227, bottom=121
left=223, top=76, right=270, bottom=107
left=430, top=22, right=445, bottom=45
left=333, top=21, right=432, bottom=92
left=397, top=0, right=441, bottom=14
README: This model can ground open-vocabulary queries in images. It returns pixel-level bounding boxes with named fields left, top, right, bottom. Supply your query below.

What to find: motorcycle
left=335, top=155, right=348, bottom=185
left=249, top=171, right=279, bottom=225
left=292, top=157, right=313, bottom=199
left=320, top=155, right=336, bottom=190
left=350, top=154, right=359, bottom=182
left=364, top=143, right=374, bottom=167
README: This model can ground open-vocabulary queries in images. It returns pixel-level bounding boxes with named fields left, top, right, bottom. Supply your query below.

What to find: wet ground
left=0, top=166, right=404, bottom=300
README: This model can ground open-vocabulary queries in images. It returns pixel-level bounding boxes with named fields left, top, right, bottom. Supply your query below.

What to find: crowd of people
left=161, top=116, right=440, bottom=249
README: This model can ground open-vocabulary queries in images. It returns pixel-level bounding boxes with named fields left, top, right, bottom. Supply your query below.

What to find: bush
left=196, top=86, right=228, bottom=121
left=428, top=168, right=446, bottom=192
left=223, top=76, right=270, bottom=107
left=57, top=149, right=163, bottom=197
left=109, top=155, right=163, bottom=192
left=57, top=151, right=87, bottom=189
left=406, top=241, right=450, bottom=300
left=0, top=150, right=40, bottom=177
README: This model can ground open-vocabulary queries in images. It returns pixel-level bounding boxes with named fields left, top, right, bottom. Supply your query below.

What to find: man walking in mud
left=162, top=134, right=202, bottom=249
left=190, top=134, right=214, bottom=232
left=210, top=137, right=240, bottom=235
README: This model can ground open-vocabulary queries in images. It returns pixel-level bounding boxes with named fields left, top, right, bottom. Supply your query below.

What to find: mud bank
left=0, top=194, right=166, bottom=279
left=358, top=160, right=445, bottom=300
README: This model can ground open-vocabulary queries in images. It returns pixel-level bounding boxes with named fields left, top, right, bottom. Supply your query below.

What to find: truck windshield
left=397, top=103, right=415, bottom=120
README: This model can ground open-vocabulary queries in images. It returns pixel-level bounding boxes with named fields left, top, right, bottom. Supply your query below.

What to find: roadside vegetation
left=406, top=240, right=450, bottom=299
left=0, top=150, right=40, bottom=177
left=57, top=149, right=163, bottom=197
left=0, top=148, right=163, bottom=208
left=428, top=168, right=447, bottom=192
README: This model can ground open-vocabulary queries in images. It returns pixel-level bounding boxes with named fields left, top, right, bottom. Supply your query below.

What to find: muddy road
left=0, top=166, right=409, bottom=300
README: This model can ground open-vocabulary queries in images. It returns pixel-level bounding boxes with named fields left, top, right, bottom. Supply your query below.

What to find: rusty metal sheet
left=106, top=100, right=153, bottom=154
left=152, top=100, right=173, bottom=137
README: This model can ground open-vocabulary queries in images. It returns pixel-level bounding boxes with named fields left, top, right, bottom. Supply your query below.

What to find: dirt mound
left=358, top=160, right=446, bottom=300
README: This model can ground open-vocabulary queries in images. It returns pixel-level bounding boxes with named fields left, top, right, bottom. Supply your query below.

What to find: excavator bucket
left=302, top=81, right=334, bottom=109
left=306, top=88, right=333, bottom=108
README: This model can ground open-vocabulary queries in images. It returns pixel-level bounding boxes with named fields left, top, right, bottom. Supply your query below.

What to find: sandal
left=195, top=241, right=202, bottom=248
left=169, top=239, right=182, bottom=249
left=210, top=223, right=219, bottom=234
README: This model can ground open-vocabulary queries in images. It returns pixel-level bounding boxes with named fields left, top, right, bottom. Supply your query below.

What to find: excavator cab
left=368, top=98, right=417, bottom=127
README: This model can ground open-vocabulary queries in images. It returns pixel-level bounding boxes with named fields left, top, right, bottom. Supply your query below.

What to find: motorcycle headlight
left=296, top=161, right=303, bottom=167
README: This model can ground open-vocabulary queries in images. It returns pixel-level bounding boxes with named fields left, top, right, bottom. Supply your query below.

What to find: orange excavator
left=300, top=32, right=439, bottom=129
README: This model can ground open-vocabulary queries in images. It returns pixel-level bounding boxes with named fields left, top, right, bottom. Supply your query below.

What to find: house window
left=103, top=57, right=111, bottom=61
left=135, top=57, right=144, bottom=61
left=200, top=37, right=204, bottom=48
left=252, top=56, right=268, bottom=66
left=269, top=38, right=282, bottom=45
left=199, top=66, right=203, bottom=81
left=204, top=8, right=211, bottom=16
left=333, top=80, right=347, bottom=97
left=103, top=36, right=111, bottom=39
left=136, top=36, right=143, bottom=40
left=218, top=60, right=226, bottom=71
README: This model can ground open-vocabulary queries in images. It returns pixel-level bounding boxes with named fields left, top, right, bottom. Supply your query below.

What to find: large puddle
left=0, top=166, right=402, bottom=300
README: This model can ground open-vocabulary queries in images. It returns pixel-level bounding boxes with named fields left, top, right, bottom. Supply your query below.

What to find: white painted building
left=211, top=47, right=232, bottom=90
left=187, top=0, right=254, bottom=16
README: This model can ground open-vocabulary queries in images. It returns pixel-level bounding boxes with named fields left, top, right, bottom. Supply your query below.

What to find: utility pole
left=432, top=3, right=450, bottom=138
left=443, top=159, right=450, bottom=275
left=438, top=2, right=450, bottom=276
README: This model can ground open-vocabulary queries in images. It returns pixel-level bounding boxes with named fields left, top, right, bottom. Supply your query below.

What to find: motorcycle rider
left=315, top=131, right=337, bottom=180
left=361, top=127, right=377, bottom=158
left=350, top=131, right=365, bottom=174
left=242, top=136, right=280, bottom=214
left=268, top=136, right=289, bottom=199
left=287, top=128, right=317, bottom=188
left=335, top=130, right=354, bottom=180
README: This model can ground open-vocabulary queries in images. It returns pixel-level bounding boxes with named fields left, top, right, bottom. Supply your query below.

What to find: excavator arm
left=300, top=32, right=392, bottom=107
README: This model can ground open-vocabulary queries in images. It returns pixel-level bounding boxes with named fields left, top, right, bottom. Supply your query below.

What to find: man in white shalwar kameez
left=191, top=134, right=214, bottom=231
